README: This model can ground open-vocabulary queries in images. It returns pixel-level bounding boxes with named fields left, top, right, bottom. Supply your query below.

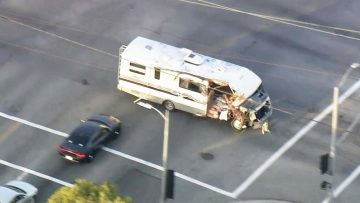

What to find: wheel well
left=162, top=100, right=175, bottom=110
left=162, top=99, right=173, bottom=105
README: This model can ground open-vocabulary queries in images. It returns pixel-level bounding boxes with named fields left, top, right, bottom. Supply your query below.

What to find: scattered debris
left=261, top=122, right=270, bottom=134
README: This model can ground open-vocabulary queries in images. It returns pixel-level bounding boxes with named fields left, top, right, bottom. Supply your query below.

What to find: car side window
left=101, top=128, right=110, bottom=136
left=92, top=133, right=103, bottom=143
left=93, top=128, right=109, bottom=143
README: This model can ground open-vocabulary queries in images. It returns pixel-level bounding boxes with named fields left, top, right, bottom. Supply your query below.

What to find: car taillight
left=58, top=146, right=86, bottom=158
left=58, top=145, right=67, bottom=152
left=73, top=151, right=86, bottom=158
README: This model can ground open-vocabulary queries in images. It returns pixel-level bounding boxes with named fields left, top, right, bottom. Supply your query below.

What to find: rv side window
left=179, top=79, right=203, bottom=94
left=154, top=68, right=160, bottom=80
left=129, top=62, right=146, bottom=75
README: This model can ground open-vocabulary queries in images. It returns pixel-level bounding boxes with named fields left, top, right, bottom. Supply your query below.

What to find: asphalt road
left=0, top=0, right=359, bottom=202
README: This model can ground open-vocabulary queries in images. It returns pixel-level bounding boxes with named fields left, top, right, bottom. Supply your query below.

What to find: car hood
left=0, top=186, right=19, bottom=202
left=5, top=180, right=38, bottom=196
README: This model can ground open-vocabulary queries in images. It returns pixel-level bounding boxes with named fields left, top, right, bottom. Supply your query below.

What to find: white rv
left=118, top=37, right=272, bottom=131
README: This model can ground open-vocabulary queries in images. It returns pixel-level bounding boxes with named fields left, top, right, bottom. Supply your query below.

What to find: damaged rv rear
left=118, top=37, right=272, bottom=131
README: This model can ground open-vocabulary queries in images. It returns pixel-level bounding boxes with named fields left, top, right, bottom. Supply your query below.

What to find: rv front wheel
left=163, top=100, right=175, bottom=111
left=231, top=118, right=244, bottom=131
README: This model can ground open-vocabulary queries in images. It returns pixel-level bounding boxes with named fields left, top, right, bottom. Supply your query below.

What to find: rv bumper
left=252, top=101, right=272, bottom=129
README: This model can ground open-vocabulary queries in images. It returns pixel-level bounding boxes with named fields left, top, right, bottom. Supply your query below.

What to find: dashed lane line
left=232, top=79, right=360, bottom=197
left=0, top=112, right=234, bottom=198
left=0, top=112, right=68, bottom=137
left=0, top=122, right=21, bottom=143
left=0, top=159, right=72, bottom=186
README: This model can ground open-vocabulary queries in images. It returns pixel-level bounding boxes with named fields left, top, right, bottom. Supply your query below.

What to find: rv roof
left=121, top=36, right=262, bottom=98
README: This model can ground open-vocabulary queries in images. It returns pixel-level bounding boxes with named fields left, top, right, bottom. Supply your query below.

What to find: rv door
left=175, top=74, right=208, bottom=115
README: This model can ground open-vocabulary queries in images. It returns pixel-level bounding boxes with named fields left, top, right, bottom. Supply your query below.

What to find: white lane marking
left=333, top=165, right=360, bottom=198
left=0, top=159, right=73, bottom=186
left=336, top=114, right=360, bottom=145
left=0, top=112, right=68, bottom=137
left=175, top=172, right=235, bottom=198
left=103, top=147, right=234, bottom=197
left=102, top=147, right=163, bottom=171
left=232, top=79, right=360, bottom=197
left=0, top=112, right=234, bottom=198
left=322, top=165, right=360, bottom=203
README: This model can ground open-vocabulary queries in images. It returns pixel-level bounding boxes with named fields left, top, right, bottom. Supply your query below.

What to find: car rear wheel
left=86, top=153, right=95, bottom=163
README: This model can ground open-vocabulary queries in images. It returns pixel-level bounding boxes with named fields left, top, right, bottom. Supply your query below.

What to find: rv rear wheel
left=231, top=117, right=244, bottom=131
left=163, top=100, right=175, bottom=111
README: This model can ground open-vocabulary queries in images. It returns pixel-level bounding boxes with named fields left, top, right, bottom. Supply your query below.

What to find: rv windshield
left=241, top=84, right=268, bottom=111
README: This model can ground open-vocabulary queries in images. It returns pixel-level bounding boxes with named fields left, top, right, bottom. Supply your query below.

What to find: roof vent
left=145, top=45, right=152, bottom=50
left=216, top=67, right=225, bottom=72
left=181, top=48, right=203, bottom=65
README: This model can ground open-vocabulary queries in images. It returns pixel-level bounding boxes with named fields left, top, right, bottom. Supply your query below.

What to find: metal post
left=160, top=110, right=169, bottom=203
left=328, top=87, right=339, bottom=202
left=135, top=101, right=171, bottom=203
left=326, top=63, right=359, bottom=202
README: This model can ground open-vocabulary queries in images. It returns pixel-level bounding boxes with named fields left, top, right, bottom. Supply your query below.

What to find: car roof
left=68, top=122, right=102, bottom=145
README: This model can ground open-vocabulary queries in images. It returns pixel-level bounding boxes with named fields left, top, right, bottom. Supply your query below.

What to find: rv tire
left=231, top=117, right=244, bottom=131
left=163, top=100, right=175, bottom=111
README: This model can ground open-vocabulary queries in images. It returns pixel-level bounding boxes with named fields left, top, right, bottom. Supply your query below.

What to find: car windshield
left=3, top=185, right=26, bottom=194
left=67, top=123, right=101, bottom=145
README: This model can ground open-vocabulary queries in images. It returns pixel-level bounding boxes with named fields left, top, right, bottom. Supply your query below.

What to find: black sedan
left=58, top=114, right=121, bottom=163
